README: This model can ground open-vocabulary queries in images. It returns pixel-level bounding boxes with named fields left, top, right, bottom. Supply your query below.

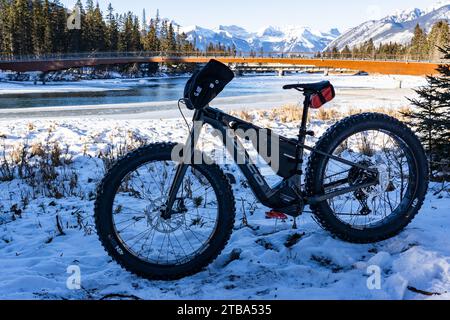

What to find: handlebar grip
left=283, top=84, right=301, bottom=90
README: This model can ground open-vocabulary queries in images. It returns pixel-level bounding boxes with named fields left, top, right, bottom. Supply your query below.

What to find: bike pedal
left=265, top=211, right=289, bottom=220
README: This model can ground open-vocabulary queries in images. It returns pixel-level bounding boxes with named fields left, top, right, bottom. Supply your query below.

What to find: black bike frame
left=164, top=97, right=379, bottom=217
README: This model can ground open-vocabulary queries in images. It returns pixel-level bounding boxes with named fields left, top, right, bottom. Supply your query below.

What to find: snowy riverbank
left=0, top=111, right=448, bottom=300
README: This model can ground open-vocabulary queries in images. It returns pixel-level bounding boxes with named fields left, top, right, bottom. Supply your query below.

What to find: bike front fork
left=162, top=111, right=203, bottom=219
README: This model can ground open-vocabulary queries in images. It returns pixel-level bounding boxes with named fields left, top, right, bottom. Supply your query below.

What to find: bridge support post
left=278, top=69, right=286, bottom=77
left=34, top=72, right=48, bottom=85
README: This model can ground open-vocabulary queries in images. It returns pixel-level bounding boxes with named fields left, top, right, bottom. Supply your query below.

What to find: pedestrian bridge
left=0, top=52, right=443, bottom=76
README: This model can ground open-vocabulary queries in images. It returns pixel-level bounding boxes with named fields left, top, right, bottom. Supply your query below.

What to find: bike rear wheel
left=95, top=143, right=235, bottom=280
left=306, top=113, right=429, bottom=243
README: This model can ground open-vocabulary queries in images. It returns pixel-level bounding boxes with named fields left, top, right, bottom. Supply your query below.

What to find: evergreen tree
left=86, top=0, right=94, bottom=12
left=11, top=0, right=33, bottom=55
left=118, top=12, right=141, bottom=51
left=180, top=32, right=194, bottom=54
left=32, top=0, right=46, bottom=55
left=51, top=0, right=69, bottom=53
left=92, top=3, right=106, bottom=51
left=105, top=3, right=119, bottom=51
left=141, top=8, right=147, bottom=34
left=159, top=19, right=168, bottom=52
left=365, top=38, right=375, bottom=58
left=83, top=0, right=96, bottom=51
left=143, top=18, right=160, bottom=52
left=411, top=24, right=429, bottom=60
left=0, top=2, right=3, bottom=54
left=351, top=46, right=360, bottom=59
left=231, top=44, right=237, bottom=57
left=166, top=23, right=177, bottom=53
left=331, top=46, right=338, bottom=58
left=427, top=21, right=449, bottom=60
left=131, top=15, right=142, bottom=51
left=341, top=45, right=351, bottom=58
left=81, top=1, right=107, bottom=52
left=0, top=0, right=13, bottom=54
left=403, top=45, right=450, bottom=175
left=206, top=42, right=214, bottom=53
left=154, top=9, right=160, bottom=36
left=42, top=0, right=53, bottom=53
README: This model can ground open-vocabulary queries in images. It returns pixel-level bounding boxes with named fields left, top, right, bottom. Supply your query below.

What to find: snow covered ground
left=0, top=112, right=448, bottom=300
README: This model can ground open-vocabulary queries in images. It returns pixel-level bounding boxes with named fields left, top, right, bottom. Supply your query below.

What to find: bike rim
left=322, top=129, right=417, bottom=229
left=111, top=160, right=220, bottom=266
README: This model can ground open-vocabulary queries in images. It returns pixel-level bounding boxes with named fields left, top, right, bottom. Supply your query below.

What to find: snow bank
left=0, top=116, right=448, bottom=300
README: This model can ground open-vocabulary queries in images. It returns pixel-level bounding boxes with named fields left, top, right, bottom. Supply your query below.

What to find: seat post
left=293, top=93, right=311, bottom=183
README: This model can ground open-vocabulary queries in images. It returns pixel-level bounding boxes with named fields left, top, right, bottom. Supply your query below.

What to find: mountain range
left=178, top=1, right=449, bottom=53
left=326, top=1, right=450, bottom=50
left=180, top=25, right=341, bottom=53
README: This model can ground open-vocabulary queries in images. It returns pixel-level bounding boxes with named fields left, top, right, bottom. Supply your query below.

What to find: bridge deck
left=0, top=54, right=443, bottom=76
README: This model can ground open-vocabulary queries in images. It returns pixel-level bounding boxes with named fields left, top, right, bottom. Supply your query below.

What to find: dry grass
left=27, top=122, right=35, bottom=132
left=0, top=123, right=152, bottom=210
left=231, top=110, right=253, bottom=122
left=231, top=105, right=413, bottom=124
left=346, top=106, right=412, bottom=121
left=0, top=134, right=78, bottom=200
left=97, top=128, right=149, bottom=171
left=314, top=108, right=341, bottom=121
left=272, top=105, right=305, bottom=123
left=0, top=142, right=14, bottom=182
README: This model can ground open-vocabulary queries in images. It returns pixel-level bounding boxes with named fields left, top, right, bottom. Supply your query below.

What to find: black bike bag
left=184, top=59, right=235, bottom=110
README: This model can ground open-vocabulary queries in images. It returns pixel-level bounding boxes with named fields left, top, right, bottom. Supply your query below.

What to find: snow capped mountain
left=427, top=0, right=450, bottom=12
left=326, top=2, right=450, bottom=51
left=181, top=25, right=340, bottom=53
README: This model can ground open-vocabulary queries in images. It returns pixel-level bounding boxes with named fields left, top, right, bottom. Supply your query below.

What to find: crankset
left=270, top=194, right=305, bottom=218
left=270, top=180, right=306, bottom=218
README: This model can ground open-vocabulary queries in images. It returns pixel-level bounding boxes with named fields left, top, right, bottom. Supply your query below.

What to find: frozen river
left=0, top=73, right=426, bottom=119
left=0, top=73, right=327, bottom=108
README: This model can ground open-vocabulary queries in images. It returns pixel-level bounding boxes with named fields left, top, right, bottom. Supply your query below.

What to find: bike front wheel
left=306, top=113, right=429, bottom=243
left=95, top=143, right=235, bottom=280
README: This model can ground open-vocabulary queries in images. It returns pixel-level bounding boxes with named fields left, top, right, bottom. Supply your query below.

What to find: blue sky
left=61, top=0, right=437, bottom=32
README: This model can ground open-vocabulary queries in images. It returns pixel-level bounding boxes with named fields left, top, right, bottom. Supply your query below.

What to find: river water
left=0, top=73, right=329, bottom=110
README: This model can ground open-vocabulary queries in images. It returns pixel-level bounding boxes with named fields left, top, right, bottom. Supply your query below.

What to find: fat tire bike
left=95, top=62, right=429, bottom=280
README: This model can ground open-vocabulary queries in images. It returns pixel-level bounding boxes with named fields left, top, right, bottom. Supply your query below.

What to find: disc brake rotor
left=145, top=198, right=186, bottom=233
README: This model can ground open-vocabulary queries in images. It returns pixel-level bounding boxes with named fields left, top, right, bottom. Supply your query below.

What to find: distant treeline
left=0, top=0, right=448, bottom=63
left=322, top=21, right=450, bottom=61
left=0, top=0, right=197, bottom=57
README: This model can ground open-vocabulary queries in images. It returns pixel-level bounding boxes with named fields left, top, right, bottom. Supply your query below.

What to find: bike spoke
left=112, top=159, right=219, bottom=266
left=323, top=129, right=413, bottom=229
